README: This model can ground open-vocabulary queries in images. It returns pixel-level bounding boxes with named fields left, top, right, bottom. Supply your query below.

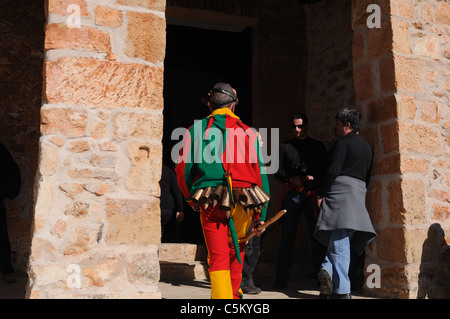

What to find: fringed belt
left=191, top=183, right=270, bottom=265
left=191, top=184, right=270, bottom=218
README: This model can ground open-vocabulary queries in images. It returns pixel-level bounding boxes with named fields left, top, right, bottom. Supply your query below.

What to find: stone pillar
left=352, top=0, right=450, bottom=298
left=27, top=0, right=166, bottom=298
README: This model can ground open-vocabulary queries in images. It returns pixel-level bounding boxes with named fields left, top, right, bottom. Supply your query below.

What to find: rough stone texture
left=45, top=57, right=164, bottom=110
left=125, top=12, right=166, bottom=64
left=27, top=0, right=164, bottom=299
left=354, top=0, right=450, bottom=299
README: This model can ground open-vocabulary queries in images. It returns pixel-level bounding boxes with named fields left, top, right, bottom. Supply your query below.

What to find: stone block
left=367, top=19, right=393, bottom=59
left=380, top=121, right=399, bottom=154
left=376, top=227, right=406, bottom=263
left=64, top=227, right=97, bottom=255
left=435, top=2, right=450, bottom=25
left=391, top=0, right=414, bottom=19
left=84, top=258, right=119, bottom=287
left=388, top=178, right=426, bottom=225
left=48, top=0, right=89, bottom=17
left=113, top=112, right=163, bottom=141
left=39, top=142, right=59, bottom=176
left=367, top=95, right=397, bottom=124
left=127, top=251, right=160, bottom=286
left=400, top=157, right=430, bottom=174
left=353, top=63, right=374, bottom=102
left=352, top=30, right=365, bottom=64
left=366, top=179, right=383, bottom=224
left=392, top=19, right=410, bottom=54
left=45, top=23, right=113, bottom=59
left=117, top=0, right=166, bottom=11
left=45, top=57, right=164, bottom=110
left=64, top=201, right=89, bottom=217
left=125, top=11, right=166, bottom=63
left=404, top=228, right=428, bottom=263
left=41, top=107, right=88, bottom=137
left=413, top=35, right=441, bottom=60
left=398, top=122, right=442, bottom=155
left=396, top=94, right=416, bottom=120
left=94, top=6, right=123, bottom=28
left=393, top=54, right=424, bottom=94
left=379, top=57, right=396, bottom=93
left=372, top=153, right=401, bottom=176
left=126, top=141, right=162, bottom=196
left=420, top=101, right=440, bottom=123
left=105, top=198, right=160, bottom=245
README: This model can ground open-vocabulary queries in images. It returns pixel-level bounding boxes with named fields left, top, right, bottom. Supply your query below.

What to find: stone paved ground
left=159, top=275, right=376, bottom=299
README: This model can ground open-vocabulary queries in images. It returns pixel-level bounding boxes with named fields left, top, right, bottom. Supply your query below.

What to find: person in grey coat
left=314, top=108, right=376, bottom=299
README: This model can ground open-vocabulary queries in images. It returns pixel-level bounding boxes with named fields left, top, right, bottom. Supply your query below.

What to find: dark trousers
left=275, top=189, right=326, bottom=283
left=0, top=204, right=13, bottom=275
left=242, top=234, right=261, bottom=285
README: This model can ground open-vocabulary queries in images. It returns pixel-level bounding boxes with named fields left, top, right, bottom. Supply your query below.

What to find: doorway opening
left=162, top=23, right=253, bottom=244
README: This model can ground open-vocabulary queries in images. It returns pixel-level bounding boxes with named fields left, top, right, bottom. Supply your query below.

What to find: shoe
left=331, top=293, right=352, bottom=299
left=317, top=269, right=332, bottom=297
left=242, top=282, right=261, bottom=295
left=3, top=273, right=17, bottom=284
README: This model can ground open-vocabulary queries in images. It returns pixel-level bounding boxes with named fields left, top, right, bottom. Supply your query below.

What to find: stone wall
left=351, top=0, right=450, bottom=298
left=305, top=0, right=355, bottom=143
left=27, top=0, right=166, bottom=298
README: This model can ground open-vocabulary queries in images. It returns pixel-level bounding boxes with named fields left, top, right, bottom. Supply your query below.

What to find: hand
left=253, top=220, right=265, bottom=237
left=317, top=197, right=323, bottom=208
left=176, top=212, right=184, bottom=223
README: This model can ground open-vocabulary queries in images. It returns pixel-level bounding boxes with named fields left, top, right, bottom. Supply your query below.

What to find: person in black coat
left=159, top=164, right=184, bottom=241
left=273, top=113, right=329, bottom=289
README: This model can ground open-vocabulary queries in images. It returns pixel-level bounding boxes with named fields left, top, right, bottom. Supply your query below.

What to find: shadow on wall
left=418, top=223, right=450, bottom=299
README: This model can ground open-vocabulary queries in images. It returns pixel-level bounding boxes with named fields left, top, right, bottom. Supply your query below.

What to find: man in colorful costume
left=175, top=82, right=270, bottom=299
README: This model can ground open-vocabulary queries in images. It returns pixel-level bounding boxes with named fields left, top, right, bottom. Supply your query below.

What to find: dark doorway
left=162, top=23, right=253, bottom=243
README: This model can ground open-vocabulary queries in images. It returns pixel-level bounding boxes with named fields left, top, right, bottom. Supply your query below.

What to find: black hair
left=335, top=108, right=361, bottom=132
left=208, top=83, right=237, bottom=110
left=291, top=112, right=309, bottom=125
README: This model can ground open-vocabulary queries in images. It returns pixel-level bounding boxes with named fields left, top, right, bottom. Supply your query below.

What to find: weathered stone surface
left=39, top=142, right=59, bottom=176
left=84, top=258, right=119, bottom=287
left=380, top=121, right=399, bottom=155
left=392, top=19, right=410, bottom=54
left=376, top=227, right=407, bottom=263
left=393, top=55, right=425, bottom=93
left=64, top=227, right=97, bottom=255
left=353, top=63, right=374, bottom=101
left=117, top=0, right=165, bottom=11
left=125, top=11, right=166, bottom=63
left=51, top=219, right=67, bottom=238
left=48, top=0, right=89, bottom=16
left=94, top=6, right=123, bottom=28
left=113, top=112, right=163, bottom=140
left=45, top=23, right=113, bottom=59
left=45, top=57, right=164, bottom=110
left=41, top=108, right=88, bottom=137
left=367, top=20, right=393, bottom=59
left=105, top=198, right=160, bottom=245
left=388, top=178, right=427, bottom=225
left=398, top=122, right=442, bottom=155
left=64, top=202, right=89, bottom=217
left=413, top=35, right=441, bottom=60
left=127, top=251, right=160, bottom=285
left=126, top=142, right=162, bottom=196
